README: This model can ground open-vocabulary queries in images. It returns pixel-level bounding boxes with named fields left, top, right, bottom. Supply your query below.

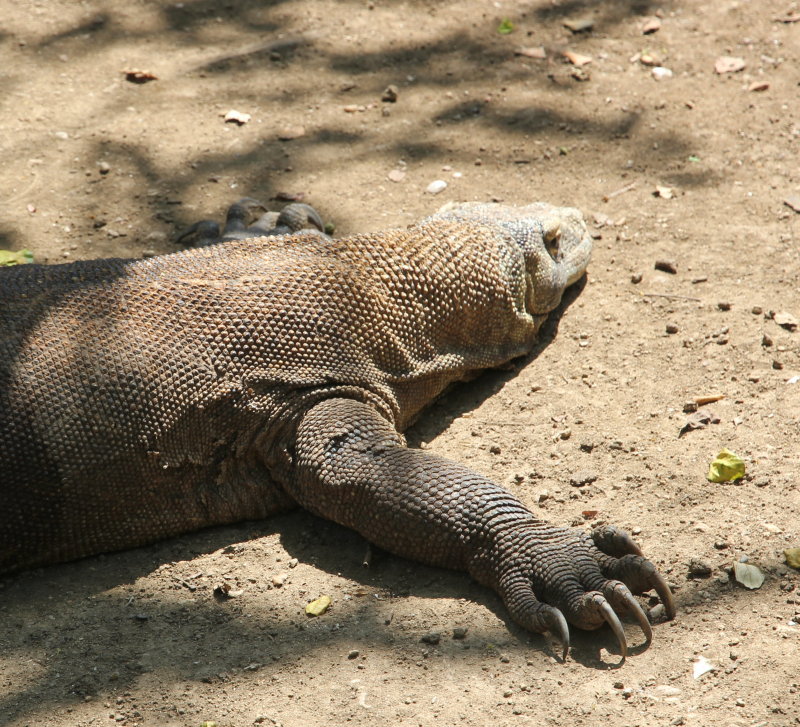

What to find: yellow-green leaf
left=0, top=249, right=34, bottom=266
left=497, top=19, right=514, bottom=34
left=784, top=548, right=800, bottom=570
left=305, top=595, right=332, bottom=616
left=733, top=561, right=764, bottom=589
left=707, top=448, right=745, bottom=482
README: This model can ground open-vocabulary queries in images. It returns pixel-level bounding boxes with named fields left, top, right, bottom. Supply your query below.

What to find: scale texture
left=0, top=202, right=672, bottom=652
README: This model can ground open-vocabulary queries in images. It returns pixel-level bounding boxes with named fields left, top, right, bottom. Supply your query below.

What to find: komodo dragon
left=0, top=201, right=674, bottom=659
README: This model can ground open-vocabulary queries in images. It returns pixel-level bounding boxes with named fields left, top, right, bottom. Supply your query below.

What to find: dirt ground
left=1, top=0, right=799, bottom=725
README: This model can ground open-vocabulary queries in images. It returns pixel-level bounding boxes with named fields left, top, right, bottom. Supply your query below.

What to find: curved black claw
left=276, top=202, right=325, bottom=233
left=551, top=607, right=571, bottom=661
left=222, top=197, right=269, bottom=238
left=595, top=596, right=627, bottom=659
left=619, top=588, right=653, bottom=645
left=175, top=220, right=221, bottom=248
left=649, top=568, right=676, bottom=620
left=592, top=525, right=644, bottom=558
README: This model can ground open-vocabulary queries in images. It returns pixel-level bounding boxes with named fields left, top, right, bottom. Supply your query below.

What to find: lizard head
left=429, top=202, right=593, bottom=316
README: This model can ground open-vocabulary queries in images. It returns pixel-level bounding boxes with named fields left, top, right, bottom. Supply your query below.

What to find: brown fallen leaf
left=714, top=56, right=746, bottom=74
left=694, top=393, right=726, bottom=405
left=515, top=46, right=546, bottom=59
left=564, top=50, right=592, bottom=66
left=122, top=68, right=158, bottom=84
left=641, top=16, right=662, bottom=34
left=223, top=109, right=251, bottom=125
left=774, top=11, right=800, bottom=23
left=563, top=18, right=594, bottom=33
left=679, top=410, right=720, bottom=437
left=774, top=311, right=798, bottom=331
left=784, top=195, right=800, bottom=213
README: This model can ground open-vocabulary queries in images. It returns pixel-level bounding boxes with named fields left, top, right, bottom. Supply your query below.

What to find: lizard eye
left=543, top=221, right=561, bottom=259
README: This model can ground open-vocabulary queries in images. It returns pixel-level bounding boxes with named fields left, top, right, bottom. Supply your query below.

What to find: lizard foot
left=176, top=198, right=327, bottom=247
left=488, top=524, right=674, bottom=660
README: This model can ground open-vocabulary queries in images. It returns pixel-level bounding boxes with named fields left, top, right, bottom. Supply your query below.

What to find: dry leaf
left=694, top=394, right=725, bottom=405
left=774, top=311, right=798, bottom=331
left=305, top=595, right=332, bottom=616
left=679, top=410, right=719, bottom=437
left=122, top=68, right=158, bottom=83
left=784, top=548, right=800, bottom=569
left=733, top=561, right=764, bottom=589
left=564, top=50, right=592, bottom=66
left=707, top=449, right=745, bottom=482
left=224, top=109, right=251, bottom=125
left=693, top=656, right=715, bottom=679
left=641, top=17, right=662, bottom=34
left=515, top=46, right=546, bottom=59
left=563, top=18, right=594, bottom=33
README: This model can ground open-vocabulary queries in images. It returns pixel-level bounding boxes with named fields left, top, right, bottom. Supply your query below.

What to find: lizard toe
left=497, top=571, right=571, bottom=659
left=591, top=524, right=644, bottom=557
left=601, top=553, right=676, bottom=620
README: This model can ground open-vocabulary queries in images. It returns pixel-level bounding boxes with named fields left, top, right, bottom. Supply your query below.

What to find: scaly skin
left=0, top=202, right=673, bottom=659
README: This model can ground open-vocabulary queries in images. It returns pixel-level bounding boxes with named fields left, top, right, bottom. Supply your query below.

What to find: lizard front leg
left=287, top=398, right=674, bottom=658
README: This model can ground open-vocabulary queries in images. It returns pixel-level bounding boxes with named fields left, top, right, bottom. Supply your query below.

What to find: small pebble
left=420, top=632, right=441, bottom=645
left=752, top=306, right=763, bottom=315
left=381, top=85, right=399, bottom=103
left=651, top=66, right=673, bottom=80
left=569, top=470, right=598, bottom=487
left=452, top=626, right=468, bottom=640
left=655, top=260, right=677, bottom=274
left=630, top=273, right=642, bottom=284
left=717, top=301, right=731, bottom=311
left=773, top=360, right=784, bottom=370
left=347, top=649, right=360, bottom=659
left=426, top=180, right=448, bottom=195
left=666, top=323, right=679, bottom=334
left=762, top=333, right=773, bottom=347
left=688, top=558, right=712, bottom=578
left=98, top=160, right=111, bottom=174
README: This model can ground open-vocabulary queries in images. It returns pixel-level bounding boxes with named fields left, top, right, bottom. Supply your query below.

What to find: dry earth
left=1, top=1, right=799, bottom=726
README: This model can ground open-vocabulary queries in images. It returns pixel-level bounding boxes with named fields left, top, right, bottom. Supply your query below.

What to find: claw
left=592, top=525, right=644, bottom=558
left=175, top=220, right=221, bottom=248
left=650, top=569, right=676, bottom=620
left=596, top=597, right=627, bottom=659
left=620, top=589, right=652, bottom=645
left=548, top=606, right=570, bottom=661
left=277, top=203, right=325, bottom=233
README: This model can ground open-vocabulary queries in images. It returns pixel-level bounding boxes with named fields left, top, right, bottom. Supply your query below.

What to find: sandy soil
left=1, top=1, right=799, bottom=725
